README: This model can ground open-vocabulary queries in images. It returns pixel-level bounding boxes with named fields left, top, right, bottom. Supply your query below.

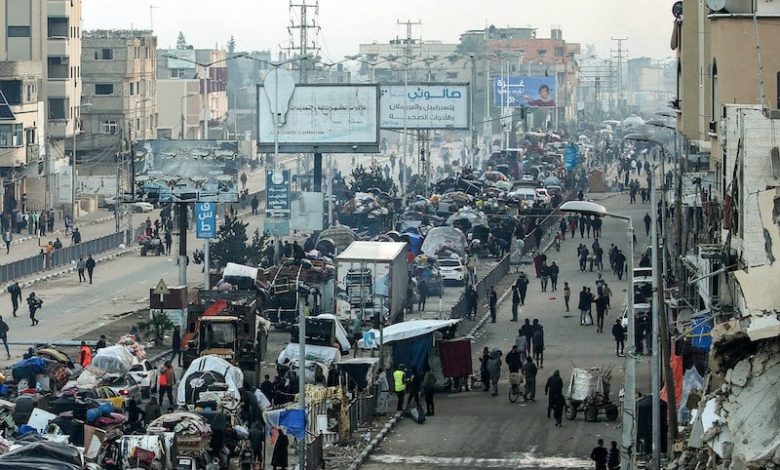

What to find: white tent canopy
left=177, top=355, right=244, bottom=406
left=365, top=319, right=460, bottom=346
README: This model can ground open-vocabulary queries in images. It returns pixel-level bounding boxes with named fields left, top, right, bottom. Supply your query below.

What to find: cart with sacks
left=564, top=367, right=618, bottom=422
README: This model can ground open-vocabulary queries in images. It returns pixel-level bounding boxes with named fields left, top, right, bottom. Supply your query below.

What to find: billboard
left=379, top=83, right=469, bottom=129
left=132, top=140, right=239, bottom=203
left=256, top=84, right=379, bottom=153
left=195, top=202, right=217, bottom=239
left=165, top=49, right=197, bottom=69
left=493, top=76, right=557, bottom=108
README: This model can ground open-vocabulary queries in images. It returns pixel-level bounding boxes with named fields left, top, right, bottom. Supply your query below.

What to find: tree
left=139, top=312, right=175, bottom=347
left=348, top=164, right=397, bottom=196
left=210, top=216, right=251, bottom=268
left=176, top=32, right=188, bottom=50
left=247, top=228, right=271, bottom=266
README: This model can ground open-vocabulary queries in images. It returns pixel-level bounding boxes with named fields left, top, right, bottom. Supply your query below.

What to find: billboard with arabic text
left=256, top=84, right=379, bottom=153
left=379, top=83, right=469, bottom=129
left=493, top=76, right=557, bottom=108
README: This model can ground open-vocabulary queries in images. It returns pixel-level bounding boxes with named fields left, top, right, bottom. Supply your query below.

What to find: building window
left=48, top=98, right=66, bottom=119
left=0, top=80, right=22, bottom=104
left=100, top=120, right=118, bottom=134
left=169, top=69, right=186, bottom=79
left=7, top=26, right=31, bottom=37
left=95, top=84, right=114, bottom=95
left=94, top=48, right=113, bottom=60
left=555, top=47, right=565, bottom=57
left=0, top=124, right=23, bottom=147
left=135, top=118, right=140, bottom=131
left=25, top=128, right=36, bottom=145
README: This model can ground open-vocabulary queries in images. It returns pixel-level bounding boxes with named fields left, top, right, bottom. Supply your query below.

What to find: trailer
left=336, top=241, right=410, bottom=325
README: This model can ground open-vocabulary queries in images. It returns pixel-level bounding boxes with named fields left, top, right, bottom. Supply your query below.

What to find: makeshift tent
left=177, top=356, right=244, bottom=406
left=438, top=337, right=473, bottom=378
left=337, top=357, right=379, bottom=390
left=0, top=441, right=84, bottom=470
left=393, top=335, right=432, bottom=376
left=276, top=343, right=340, bottom=368
left=365, top=319, right=460, bottom=346
left=420, top=227, right=467, bottom=259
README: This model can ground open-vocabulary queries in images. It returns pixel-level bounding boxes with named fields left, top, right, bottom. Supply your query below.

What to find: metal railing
left=0, top=230, right=130, bottom=283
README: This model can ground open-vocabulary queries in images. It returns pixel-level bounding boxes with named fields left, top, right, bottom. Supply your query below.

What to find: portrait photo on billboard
left=494, top=76, right=557, bottom=108
left=132, top=140, right=239, bottom=203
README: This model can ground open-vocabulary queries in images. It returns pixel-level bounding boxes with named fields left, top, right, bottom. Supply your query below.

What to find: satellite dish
left=672, top=1, right=684, bottom=18
left=706, top=0, right=726, bottom=12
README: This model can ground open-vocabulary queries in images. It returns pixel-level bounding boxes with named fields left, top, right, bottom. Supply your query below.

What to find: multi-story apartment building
left=46, top=0, right=81, bottom=140
left=0, top=0, right=47, bottom=211
left=80, top=30, right=157, bottom=156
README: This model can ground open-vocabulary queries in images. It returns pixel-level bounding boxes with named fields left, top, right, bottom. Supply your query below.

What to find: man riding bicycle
left=506, top=346, right=523, bottom=397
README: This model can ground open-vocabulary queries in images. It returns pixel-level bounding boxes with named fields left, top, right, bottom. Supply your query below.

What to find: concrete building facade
left=80, top=30, right=157, bottom=156
left=46, top=0, right=81, bottom=140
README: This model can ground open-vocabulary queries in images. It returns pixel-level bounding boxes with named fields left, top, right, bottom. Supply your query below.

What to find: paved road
left=362, top=191, right=654, bottom=470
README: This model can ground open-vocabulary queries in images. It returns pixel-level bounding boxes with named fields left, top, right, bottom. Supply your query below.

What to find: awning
left=366, top=319, right=460, bottom=345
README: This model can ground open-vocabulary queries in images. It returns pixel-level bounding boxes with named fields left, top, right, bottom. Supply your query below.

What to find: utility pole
left=398, top=19, right=422, bottom=207
left=469, top=54, right=478, bottom=168
left=611, top=37, right=628, bottom=114
left=288, top=0, right=321, bottom=84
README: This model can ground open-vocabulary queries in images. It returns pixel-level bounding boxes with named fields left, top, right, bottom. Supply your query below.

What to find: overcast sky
left=83, top=0, right=675, bottom=61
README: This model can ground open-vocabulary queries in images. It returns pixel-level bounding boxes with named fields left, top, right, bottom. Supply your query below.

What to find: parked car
left=439, top=258, right=466, bottom=285
left=128, top=360, right=159, bottom=399
left=99, top=374, right=143, bottom=405
left=103, top=196, right=154, bottom=213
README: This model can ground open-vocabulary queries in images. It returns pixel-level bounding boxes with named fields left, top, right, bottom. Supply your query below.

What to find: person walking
left=271, top=429, right=289, bottom=470
left=405, top=372, right=421, bottom=409
left=79, top=340, right=92, bottom=368
left=578, top=287, right=589, bottom=325
left=607, top=441, right=621, bottom=469
left=603, top=283, right=612, bottom=310
left=488, top=286, right=498, bottom=323
left=76, top=256, right=86, bottom=283
left=549, top=262, right=559, bottom=291
left=171, top=325, right=182, bottom=367
left=158, top=361, right=176, bottom=408
left=579, top=214, right=586, bottom=238
left=505, top=345, right=522, bottom=392
left=595, top=290, right=608, bottom=333
left=532, top=321, right=544, bottom=368
left=85, top=255, right=96, bottom=284
left=591, top=439, right=609, bottom=470
left=516, top=272, right=529, bottom=305
left=465, top=285, right=478, bottom=320
left=393, top=364, right=407, bottom=411
left=614, top=250, right=626, bottom=280
left=563, top=282, right=571, bottom=312
left=3, top=230, right=11, bottom=254
left=544, top=369, right=564, bottom=420
left=27, top=292, right=41, bottom=326
left=612, top=319, right=625, bottom=357
left=511, top=283, right=520, bottom=322
left=250, top=195, right=259, bottom=215
left=96, top=335, right=107, bottom=351
left=71, top=227, right=81, bottom=245
left=375, top=368, right=390, bottom=416
left=0, top=316, right=10, bottom=359
left=417, top=280, right=428, bottom=312
left=644, top=213, right=652, bottom=237
left=486, top=349, right=502, bottom=396
left=423, top=367, right=436, bottom=416
left=522, top=356, right=537, bottom=401
left=7, top=282, right=21, bottom=317
left=164, top=231, right=173, bottom=255
left=479, top=347, right=491, bottom=391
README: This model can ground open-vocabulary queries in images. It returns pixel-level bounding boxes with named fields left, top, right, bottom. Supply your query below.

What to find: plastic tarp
left=314, top=313, right=351, bottom=352
left=0, top=441, right=83, bottom=470
left=393, top=335, right=432, bottom=376
left=264, top=408, right=306, bottom=440
left=276, top=343, right=340, bottom=368
left=90, top=345, right=136, bottom=376
left=566, top=368, right=603, bottom=401
left=222, top=262, right=259, bottom=281
left=438, top=337, right=473, bottom=377
left=689, top=314, right=713, bottom=351
left=420, top=227, right=467, bottom=259
left=677, top=366, right=705, bottom=424
left=177, top=356, right=244, bottom=406
left=365, top=319, right=460, bottom=345
left=337, top=357, right=379, bottom=390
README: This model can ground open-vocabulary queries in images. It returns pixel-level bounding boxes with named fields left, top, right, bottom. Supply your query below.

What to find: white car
left=535, top=188, right=550, bottom=205
left=622, top=303, right=652, bottom=328
left=128, top=360, right=159, bottom=399
left=103, top=196, right=154, bottom=213
left=439, top=258, right=466, bottom=284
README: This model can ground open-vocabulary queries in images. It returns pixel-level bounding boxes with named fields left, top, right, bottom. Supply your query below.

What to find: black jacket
left=505, top=351, right=522, bottom=372
left=612, top=323, right=626, bottom=341
left=545, top=373, right=564, bottom=397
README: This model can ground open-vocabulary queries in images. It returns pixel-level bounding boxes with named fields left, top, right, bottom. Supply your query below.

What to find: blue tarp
left=264, top=408, right=306, bottom=440
left=392, top=334, right=432, bottom=376
left=12, top=357, right=47, bottom=372
left=689, top=315, right=712, bottom=351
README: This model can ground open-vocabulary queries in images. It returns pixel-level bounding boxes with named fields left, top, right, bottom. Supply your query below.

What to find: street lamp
left=559, top=200, right=636, bottom=470
left=295, top=258, right=313, bottom=469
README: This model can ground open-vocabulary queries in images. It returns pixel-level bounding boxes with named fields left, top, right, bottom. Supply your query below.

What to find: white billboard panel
left=379, top=83, right=469, bottom=130
left=165, top=50, right=196, bottom=69
left=257, top=84, right=379, bottom=153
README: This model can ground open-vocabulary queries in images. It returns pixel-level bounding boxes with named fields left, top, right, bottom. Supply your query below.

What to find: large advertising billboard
left=256, top=84, right=379, bottom=153
left=493, top=76, right=557, bottom=108
left=379, top=83, right=469, bottom=129
left=132, top=140, right=239, bottom=203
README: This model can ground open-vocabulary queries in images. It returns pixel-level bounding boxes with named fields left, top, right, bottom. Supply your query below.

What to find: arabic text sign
left=195, top=202, right=217, bottom=239
left=565, top=144, right=580, bottom=170
left=493, top=76, right=557, bottom=108
left=379, top=83, right=469, bottom=129
left=266, top=169, right=291, bottom=216
left=132, top=140, right=239, bottom=203
left=257, top=84, right=379, bottom=153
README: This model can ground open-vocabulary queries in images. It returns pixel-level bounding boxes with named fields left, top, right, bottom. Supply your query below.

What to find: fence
left=0, top=230, right=129, bottom=284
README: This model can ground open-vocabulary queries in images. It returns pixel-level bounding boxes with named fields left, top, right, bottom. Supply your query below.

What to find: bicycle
left=508, top=372, right=523, bottom=403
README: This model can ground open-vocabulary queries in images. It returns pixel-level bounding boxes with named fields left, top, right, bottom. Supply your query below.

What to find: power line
left=611, top=37, right=629, bottom=113
left=288, top=0, right=321, bottom=83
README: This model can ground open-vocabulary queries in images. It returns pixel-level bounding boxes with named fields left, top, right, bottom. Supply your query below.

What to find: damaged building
left=669, top=105, right=780, bottom=469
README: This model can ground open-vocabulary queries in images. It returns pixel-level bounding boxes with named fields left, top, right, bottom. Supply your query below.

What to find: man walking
left=486, top=350, right=502, bottom=396
left=27, top=292, right=41, bottom=326
left=417, top=280, right=428, bottom=312
left=612, top=319, right=625, bottom=357
left=375, top=368, right=390, bottom=416
left=549, top=262, right=559, bottom=291
left=7, top=282, right=21, bottom=317
left=465, top=285, right=478, bottom=320
left=578, top=287, right=589, bottom=325
left=3, top=230, right=11, bottom=254
left=393, top=364, right=407, bottom=411
left=511, top=283, right=520, bottom=322
left=595, top=290, right=608, bottom=333
left=171, top=325, right=182, bottom=367
left=158, top=361, right=176, bottom=408
left=614, top=250, right=626, bottom=280
left=644, top=213, right=652, bottom=237
left=71, top=227, right=81, bottom=245
left=488, top=286, right=498, bottom=323
left=76, top=256, right=86, bottom=283
left=423, top=368, right=436, bottom=416
left=516, top=272, right=529, bottom=305
left=251, top=195, right=259, bottom=215
left=563, top=282, right=571, bottom=312
left=544, top=369, right=564, bottom=420
left=0, top=316, right=10, bottom=359
left=85, top=255, right=96, bottom=284
left=522, top=356, right=537, bottom=401
left=531, top=320, right=544, bottom=368
left=591, top=439, right=609, bottom=470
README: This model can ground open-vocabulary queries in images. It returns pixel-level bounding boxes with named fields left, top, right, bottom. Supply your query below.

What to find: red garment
left=660, top=346, right=683, bottom=404
left=438, top=338, right=472, bottom=377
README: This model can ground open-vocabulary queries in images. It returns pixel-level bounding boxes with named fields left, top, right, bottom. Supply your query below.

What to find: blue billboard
left=195, top=202, right=217, bottom=239
left=493, top=76, right=557, bottom=108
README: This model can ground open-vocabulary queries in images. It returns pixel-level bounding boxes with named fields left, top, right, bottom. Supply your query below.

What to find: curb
left=348, top=412, right=401, bottom=470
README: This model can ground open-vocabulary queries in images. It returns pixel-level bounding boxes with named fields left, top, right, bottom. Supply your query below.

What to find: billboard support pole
left=204, top=238, right=210, bottom=290
left=178, top=203, right=188, bottom=287
left=313, top=152, right=322, bottom=192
